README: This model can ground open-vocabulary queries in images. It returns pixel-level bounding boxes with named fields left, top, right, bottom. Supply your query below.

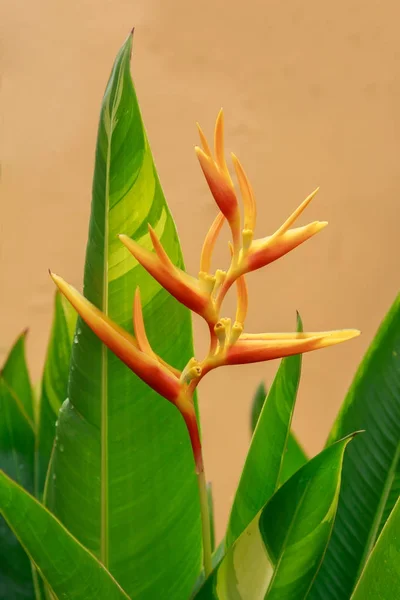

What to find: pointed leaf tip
left=296, top=311, right=303, bottom=332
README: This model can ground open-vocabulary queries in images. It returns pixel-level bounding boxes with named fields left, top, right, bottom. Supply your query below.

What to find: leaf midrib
left=100, top=50, right=127, bottom=568
left=100, top=109, right=111, bottom=567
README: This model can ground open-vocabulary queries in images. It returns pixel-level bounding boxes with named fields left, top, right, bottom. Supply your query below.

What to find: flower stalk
left=51, top=110, right=360, bottom=580
left=196, top=468, right=213, bottom=578
left=176, top=390, right=212, bottom=576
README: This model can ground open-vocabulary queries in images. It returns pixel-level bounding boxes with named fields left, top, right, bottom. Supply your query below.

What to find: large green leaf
left=35, top=292, right=76, bottom=496
left=351, top=496, right=400, bottom=599
left=195, top=436, right=353, bottom=599
left=309, top=294, right=400, bottom=599
left=45, top=32, right=201, bottom=599
left=226, top=315, right=303, bottom=548
left=0, top=335, right=35, bottom=599
left=0, top=470, right=130, bottom=600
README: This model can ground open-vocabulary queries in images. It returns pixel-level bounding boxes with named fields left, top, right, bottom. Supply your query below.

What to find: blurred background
left=1, top=0, right=399, bottom=538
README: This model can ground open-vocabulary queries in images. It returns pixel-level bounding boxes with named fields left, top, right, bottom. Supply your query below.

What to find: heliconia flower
left=226, top=329, right=360, bottom=365
left=119, top=230, right=217, bottom=323
left=50, top=110, right=361, bottom=484
left=50, top=272, right=182, bottom=403
left=195, top=110, right=241, bottom=253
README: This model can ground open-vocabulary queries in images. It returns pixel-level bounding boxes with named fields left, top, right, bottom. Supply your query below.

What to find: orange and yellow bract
left=51, top=111, right=359, bottom=472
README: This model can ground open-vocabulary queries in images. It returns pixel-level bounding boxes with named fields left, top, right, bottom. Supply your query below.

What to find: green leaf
left=309, top=294, right=400, bottom=599
left=207, top=483, right=216, bottom=553
left=35, top=292, right=76, bottom=497
left=195, top=436, right=354, bottom=599
left=0, top=364, right=35, bottom=599
left=226, top=315, right=303, bottom=548
left=250, top=381, right=268, bottom=433
left=250, top=382, right=308, bottom=486
left=0, top=470, right=130, bottom=600
left=1, top=330, right=34, bottom=424
left=45, top=32, right=201, bottom=599
left=351, top=496, right=400, bottom=599
left=279, top=431, right=307, bottom=486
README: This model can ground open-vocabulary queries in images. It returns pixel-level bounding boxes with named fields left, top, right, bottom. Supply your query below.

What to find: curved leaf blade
left=351, top=496, right=400, bottom=599
left=226, top=315, right=303, bottom=548
left=250, top=382, right=307, bottom=486
left=250, top=382, right=268, bottom=433
left=196, top=436, right=353, bottom=599
left=279, top=431, right=307, bottom=486
left=0, top=376, right=35, bottom=599
left=0, top=470, right=130, bottom=600
left=0, top=334, right=35, bottom=599
left=35, top=292, right=76, bottom=497
left=309, top=294, right=400, bottom=599
left=1, top=330, right=34, bottom=424
left=45, top=32, right=201, bottom=599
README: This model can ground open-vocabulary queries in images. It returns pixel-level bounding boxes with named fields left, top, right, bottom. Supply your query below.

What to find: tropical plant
left=1, top=31, right=399, bottom=600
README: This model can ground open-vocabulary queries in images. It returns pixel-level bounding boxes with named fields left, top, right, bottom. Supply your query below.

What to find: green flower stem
left=180, top=400, right=213, bottom=578
left=197, top=467, right=213, bottom=578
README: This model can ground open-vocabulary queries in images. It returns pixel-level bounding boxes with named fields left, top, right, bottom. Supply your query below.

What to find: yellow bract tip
left=148, top=225, right=171, bottom=266
left=275, top=187, right=321, bottom=237
left=231, top=153, right=256, bottom=232
left=49, top=271, right=60, bottom=283
left=316, top=220, right=328, bottom=231
left=214, top=109, right=229, bottom=178
left=196, top=122, right=212, bottom=156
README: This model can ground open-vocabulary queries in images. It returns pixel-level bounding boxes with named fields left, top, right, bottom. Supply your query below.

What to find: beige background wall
left=2, top=0, right=399, bottom=538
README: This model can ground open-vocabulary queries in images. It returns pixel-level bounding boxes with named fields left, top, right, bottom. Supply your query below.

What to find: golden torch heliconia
left=50, top=110, right=359, bottom=577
